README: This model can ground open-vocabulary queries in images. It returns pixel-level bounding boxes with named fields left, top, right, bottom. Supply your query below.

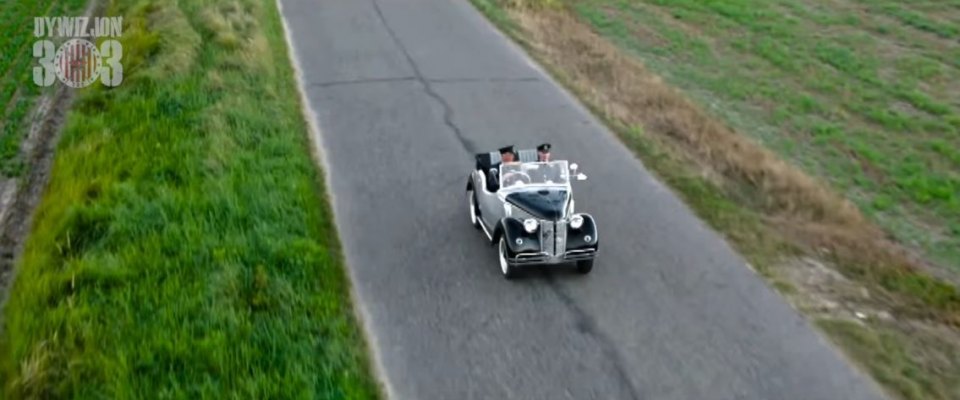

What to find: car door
left=473, top=169, right=504, bottom=236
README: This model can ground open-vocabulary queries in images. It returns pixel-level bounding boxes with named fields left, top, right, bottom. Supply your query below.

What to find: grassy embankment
left=470, top=0, right=960, bottom=399
left=570, top=0, right=960, bottom=272
left=0, top=0, right=88, bottom=176
left=0, top=0, right=379, bottom=398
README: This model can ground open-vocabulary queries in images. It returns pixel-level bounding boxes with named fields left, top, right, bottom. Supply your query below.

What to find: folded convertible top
left=475, top=151, right=499, bottom=171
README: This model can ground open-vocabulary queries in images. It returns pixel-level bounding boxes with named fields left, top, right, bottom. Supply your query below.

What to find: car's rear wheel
left=576, top=259, right=594, bottom=274
left=499, top=238, right=517, bottom=279
left=467, top=189, right=480, bottom=230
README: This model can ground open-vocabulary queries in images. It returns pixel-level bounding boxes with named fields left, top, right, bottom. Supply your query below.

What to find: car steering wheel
left=502, top=171, right=531, bottom=186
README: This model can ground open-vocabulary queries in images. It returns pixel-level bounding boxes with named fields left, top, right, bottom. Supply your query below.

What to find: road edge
left=273, top=1, right=393, bottom=398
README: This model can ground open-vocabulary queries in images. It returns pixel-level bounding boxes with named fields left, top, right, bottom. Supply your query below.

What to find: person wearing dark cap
left=536, top=143, right=552, bottom=162
left=487, top=145, right=517, bottom=191
left=533, top=143, right=563, bottom=183
left=499, top=145, right=517, bottom=163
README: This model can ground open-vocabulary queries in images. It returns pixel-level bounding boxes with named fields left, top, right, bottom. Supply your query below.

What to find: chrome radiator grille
left=540, top=221, right=553, bottom=254
left=555, top=220, right=567, bottom=256
left=539, top=220, right=567, bottom=256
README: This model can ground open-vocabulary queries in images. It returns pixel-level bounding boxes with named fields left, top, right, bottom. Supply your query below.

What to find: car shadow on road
left=509, top=264, right=589, bottom=282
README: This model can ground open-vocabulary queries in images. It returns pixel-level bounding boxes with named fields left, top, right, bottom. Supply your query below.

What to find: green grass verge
left=818, top=319, right=960, bottom=400
left=566, top=0, right=960, bottom=271
left=0, top=0, right=89, bottom=176
left=0, top=0, right=379, bottom=398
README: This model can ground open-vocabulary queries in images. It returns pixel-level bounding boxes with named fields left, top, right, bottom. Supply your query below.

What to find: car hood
left=505, top=188, right=569, bottom=220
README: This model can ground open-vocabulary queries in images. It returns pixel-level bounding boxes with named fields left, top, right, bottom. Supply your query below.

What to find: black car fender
left=566, top=213, right=599, bottom=251
left=494, top=217, right=542, bottom=254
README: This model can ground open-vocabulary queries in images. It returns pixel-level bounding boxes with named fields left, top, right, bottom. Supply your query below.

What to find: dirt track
left=0, top=85, right=73, bottom=319
left=0, top=0, right=102, bottom=324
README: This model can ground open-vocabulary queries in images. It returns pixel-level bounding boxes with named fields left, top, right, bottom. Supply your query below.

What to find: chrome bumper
left=508, top=248, right=597, bottom=266
left=563, top=248, right=597, bottom=262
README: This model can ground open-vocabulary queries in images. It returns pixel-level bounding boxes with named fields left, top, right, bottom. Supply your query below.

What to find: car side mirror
left=570, top=163, right=579, bottom=172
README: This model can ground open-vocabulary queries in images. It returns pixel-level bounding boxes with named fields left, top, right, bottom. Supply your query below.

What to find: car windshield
left=499, top=161, right=570, bottom=190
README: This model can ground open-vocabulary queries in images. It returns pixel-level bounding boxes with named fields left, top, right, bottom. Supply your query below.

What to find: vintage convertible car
left=466, top=149, right=598, bottom=279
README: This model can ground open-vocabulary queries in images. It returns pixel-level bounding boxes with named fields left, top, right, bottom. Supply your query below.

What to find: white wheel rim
left=469, top=191, right=477, bottom=225
left=499, top=239, right=509, bottom=275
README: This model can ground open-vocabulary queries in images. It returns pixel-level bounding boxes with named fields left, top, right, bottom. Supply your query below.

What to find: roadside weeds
left=0, top=0, right=380, bottom=397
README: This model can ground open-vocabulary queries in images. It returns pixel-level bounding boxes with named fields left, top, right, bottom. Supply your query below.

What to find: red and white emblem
left=54, top=39, right=103, bottom=88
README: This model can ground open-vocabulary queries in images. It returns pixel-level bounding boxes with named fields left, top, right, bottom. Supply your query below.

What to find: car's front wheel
left=576, top=259, right=594, bottom=274
left=499, top=237, right=518, bottom=279
left=467, top=188, right=480, bottom=230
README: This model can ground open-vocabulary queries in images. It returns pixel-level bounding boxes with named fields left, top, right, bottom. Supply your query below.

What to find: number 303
left=33, top=39, right=123, bottom=87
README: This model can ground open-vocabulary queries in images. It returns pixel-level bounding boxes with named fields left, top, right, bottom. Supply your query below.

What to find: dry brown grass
left=502, top=0, right=561, bottom=9
left=517, top=11, right=863, bottom=225
left=490, top=5, right=960, bottom=330
left=515, top=9, right=951, bottom=281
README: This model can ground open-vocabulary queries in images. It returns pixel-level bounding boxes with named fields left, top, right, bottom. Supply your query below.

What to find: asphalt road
left=276, top=1, right=886, bottom=399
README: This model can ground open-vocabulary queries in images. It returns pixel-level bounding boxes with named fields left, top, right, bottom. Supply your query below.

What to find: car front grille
left=539, top=220, right=567, bottom=257
left=540, top=221, right=553, bottom=254
left=554, top=220, right=567, bottom=256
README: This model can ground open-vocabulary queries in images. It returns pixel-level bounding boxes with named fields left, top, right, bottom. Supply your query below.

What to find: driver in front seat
left=488, top=145, right=517, bottom=191
left=501, top=145, right=517, bottom=163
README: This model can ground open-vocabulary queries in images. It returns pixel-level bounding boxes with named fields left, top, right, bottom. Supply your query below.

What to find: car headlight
left=570, top=214, right=584, bottom=229
left=523, top=218, right=539, bottom=233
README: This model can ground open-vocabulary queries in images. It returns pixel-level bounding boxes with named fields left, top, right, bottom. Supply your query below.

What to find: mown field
left=571, top=0, right=960, bottom=271
left=0, top=0, right=378, bottom=398
left=0, top=0, right=88, bottom=176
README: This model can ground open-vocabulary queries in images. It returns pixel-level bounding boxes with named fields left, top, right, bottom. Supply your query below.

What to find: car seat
left=517, top=149, right=538, bottom=163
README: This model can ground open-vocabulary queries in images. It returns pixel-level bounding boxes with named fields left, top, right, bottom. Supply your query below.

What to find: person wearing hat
left=486, top=145, right=517, bottom=191
left=499, top=145, right=517, bottom=163
left=536, top=143, right=552, bottom=162
left=532, top=143, right=564, bottom=183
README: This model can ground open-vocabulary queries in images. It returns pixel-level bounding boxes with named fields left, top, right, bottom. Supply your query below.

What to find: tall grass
left=0, top=0, right=378, bottom=397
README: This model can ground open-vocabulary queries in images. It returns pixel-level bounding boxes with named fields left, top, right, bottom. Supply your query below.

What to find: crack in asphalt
left=370, top=0, right=478, bottom=155
left=370, top=2, right=640, bottom=397
left=428, top=77, right=541, bottom=84
left=309, top=76, right=417, bottom=88
left=547, top=275, right=643, bottom=400
left=308, top=76, right=542, bottom=89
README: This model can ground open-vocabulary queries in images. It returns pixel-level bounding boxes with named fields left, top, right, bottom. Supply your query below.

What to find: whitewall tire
left=468, top=189, right=480, bottom=230
left=499, top=237, right=517, bottom=279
